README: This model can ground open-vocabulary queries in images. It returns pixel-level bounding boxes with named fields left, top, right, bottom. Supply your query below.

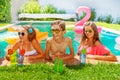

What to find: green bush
left=97, top=16, right=105, bottom=22
left=57, top=10, right=66, bottom=14
left=0, top=0, right=11, bottom=23
left=19, top=3, right=66, bottom=21
left=18, top=0, right=41, bottom=14
left=97, top=15, right=113, bottom=23
left=19, top=18, right=59, bottom=21
left=104, top=15, right=113, bottom=23
left=89, top=8, right=96, bottom=21
left=79, top=12, right=86, bottom=20
left=116, top=18, right=120, bottom=24
left=41, top=4, right=66, bottom=14
left=41, top=4, right=57, bottom=14
left=78, top=8, right=96, bottom=21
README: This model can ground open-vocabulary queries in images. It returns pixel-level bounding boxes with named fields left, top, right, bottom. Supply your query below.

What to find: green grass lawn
left=0, top=63, right=120, bottom=80
left=0, top=22, right=120, bottom=80
left=1, top=22, right=120, bottom=31
left=0, top=23, right=9, bottom=27
left=96, top=22, right=120, bottom=31
left=66, top=22, right=120, bottom=31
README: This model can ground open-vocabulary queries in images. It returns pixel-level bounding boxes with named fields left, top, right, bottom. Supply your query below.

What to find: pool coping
left=101, top=27, right=120, bottom=35
left=0, top=24, right=16, bottom=32
left=0, top=21, right=120, bottom=36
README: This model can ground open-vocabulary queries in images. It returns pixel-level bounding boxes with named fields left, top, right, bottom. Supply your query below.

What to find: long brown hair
left=80, top=21, right=101, bottom=45
left=23, top=25, right=36, bottom=41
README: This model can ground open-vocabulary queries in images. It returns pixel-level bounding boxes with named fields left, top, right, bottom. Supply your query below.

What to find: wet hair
left=22, top=25, right=36, bottom=41
left=81, top=21, right=101, bottom=45
left=51, top=20, right=66, bottom=31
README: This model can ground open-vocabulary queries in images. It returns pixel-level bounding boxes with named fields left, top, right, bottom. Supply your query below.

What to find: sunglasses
left=18, top=32, right=25, bottom=36
left=84, top=30, right=92, bottom=33
left=51, top=29, right=63, bottom=34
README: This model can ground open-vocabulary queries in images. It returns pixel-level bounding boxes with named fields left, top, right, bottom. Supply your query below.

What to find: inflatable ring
left=74, top=6, right=102, bottom=34
left=5, top=30, right=48, bottom=45
left=115, top=36, right=120, bottom=44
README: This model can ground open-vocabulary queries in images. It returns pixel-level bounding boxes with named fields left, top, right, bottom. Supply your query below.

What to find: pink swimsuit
left=79, top=44, right=109, bottom=56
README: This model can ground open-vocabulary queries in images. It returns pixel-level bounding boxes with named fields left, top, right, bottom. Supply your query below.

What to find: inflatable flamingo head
left=74, top=6, right=102, bottom=34
left=75, top=6, right=91, bottom=26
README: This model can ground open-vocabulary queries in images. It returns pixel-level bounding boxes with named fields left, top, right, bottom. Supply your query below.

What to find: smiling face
left=18, top=28, right=28, bottom=41
left=84, top=25, right=94, bottom=39
left=81, top=21, right=100, bottom=44
left=51, top=25, right=65, bottom=40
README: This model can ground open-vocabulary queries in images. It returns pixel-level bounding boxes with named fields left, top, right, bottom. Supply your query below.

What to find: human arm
left=6, top=40, right=20, bottom=61
left=60, top=38, right=74, bottom=61
left=44, top=39, right=52, bottom=60
left=87, top=41, right=117, bottom=61
left=87, top=52, right=117, bottom=61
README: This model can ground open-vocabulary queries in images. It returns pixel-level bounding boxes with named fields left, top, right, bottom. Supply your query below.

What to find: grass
left=1, top=22, right=120, bottom=31
left=0, top=21, right=120, bottom=80
left=0, top=63, right=120, bottom=80
left=96, top=22, right=120, bottom=31
left=65, top=21, right=120, bottom=31
left=0, top=23, right=9, bottom=27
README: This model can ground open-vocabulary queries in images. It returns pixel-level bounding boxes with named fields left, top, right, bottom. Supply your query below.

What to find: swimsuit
left=17, top=49, right=37, bottom=56
left=78, top=44, right=109, bottom=55
left=24, top=49, right=37, bottom=56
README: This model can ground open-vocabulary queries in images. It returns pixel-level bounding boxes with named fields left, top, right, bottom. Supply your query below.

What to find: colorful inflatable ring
left=115, top=36, right=120, bottom=44
left=8, top=26, right=21, bottom=32
left=74, top=6, right=102, bottom=34
left=5, top=30, right=48, bottom=45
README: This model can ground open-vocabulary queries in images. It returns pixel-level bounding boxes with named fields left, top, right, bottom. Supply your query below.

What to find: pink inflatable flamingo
left=74, top=6, right=102, bottom=34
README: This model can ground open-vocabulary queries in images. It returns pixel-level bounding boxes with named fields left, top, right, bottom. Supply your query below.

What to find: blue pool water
left=100, top=30, right=120, bottom=55
left=0, top=22, right=120, bottom=57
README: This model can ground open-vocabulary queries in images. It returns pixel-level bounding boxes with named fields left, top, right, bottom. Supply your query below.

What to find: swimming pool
left=0, top=21, right=120, bottom=58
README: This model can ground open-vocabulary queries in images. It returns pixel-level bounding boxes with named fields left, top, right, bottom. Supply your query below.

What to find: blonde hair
left=51, top=20, right=66, bottom=31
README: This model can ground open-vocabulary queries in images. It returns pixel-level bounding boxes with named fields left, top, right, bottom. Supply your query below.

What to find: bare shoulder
left=14, top=40, right=21, bottom=45
left=95, top=40, right=101, bottom=46
left=31, top=39, right=39, bottom=44
left=12, top=40, right=21, bottom=50
left=65, top=37, right=72, bottom=44
left=46, top=37, right=53, bottom=44
left=65, top=37, right=72, bottom=40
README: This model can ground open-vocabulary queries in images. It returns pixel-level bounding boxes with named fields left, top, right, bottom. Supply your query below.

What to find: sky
left=38, top=0, right=120, bottom=20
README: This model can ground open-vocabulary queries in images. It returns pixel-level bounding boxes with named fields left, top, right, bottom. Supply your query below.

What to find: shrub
left=89, top=8, right=96, bottom=21
left=104, top=15, right=113, bottom=23
left=57, top=10, right=66, bottom=14
left=79, top=12, right=86, bottom=20
left=41, top=4, right=66, bottom=14
left=97, top=15, right=113, bottom=23
left=78, top=8, right=96, bottom=21
left=41, top=4, right=57, bottom=14
left=116, top=18, right=120, bottom=24
left=97, top=16, right=105, bottom=22
left=18, top=0, right=41, bottom=14
left=0, top=0, right=11, bottom=23
left=19, top=3, right=66, bottom=21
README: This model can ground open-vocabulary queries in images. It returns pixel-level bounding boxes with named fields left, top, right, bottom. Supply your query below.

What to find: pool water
left=0, top=22, right=120, bottom=58
left=100, top=30, right=120, bottom=55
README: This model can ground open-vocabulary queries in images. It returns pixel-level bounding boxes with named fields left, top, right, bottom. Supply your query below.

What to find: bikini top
left=18, top=42, right=37, bottom=56
left=78, top=44, right=109, bottom=56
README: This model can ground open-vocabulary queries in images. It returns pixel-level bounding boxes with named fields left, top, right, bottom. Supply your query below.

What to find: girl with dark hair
left=78, top=21, right=117, bottom=61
